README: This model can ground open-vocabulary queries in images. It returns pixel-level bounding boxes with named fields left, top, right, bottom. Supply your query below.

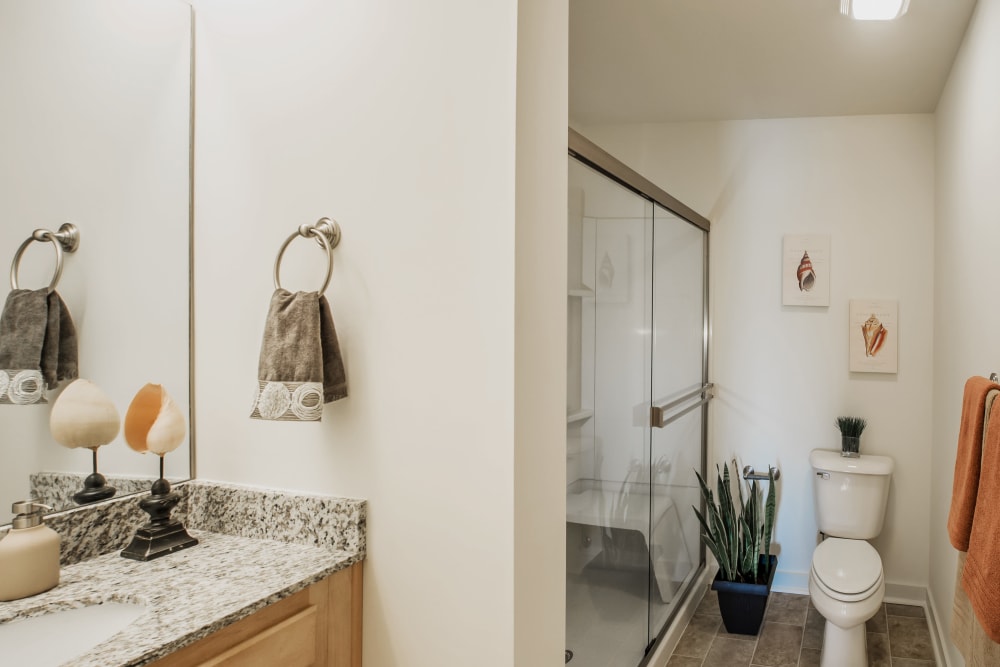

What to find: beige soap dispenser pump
left=0, top=500, right=60, bottom=601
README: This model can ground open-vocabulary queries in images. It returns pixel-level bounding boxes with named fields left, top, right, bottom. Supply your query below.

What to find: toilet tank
left=810, top=449, right=894, bottom=539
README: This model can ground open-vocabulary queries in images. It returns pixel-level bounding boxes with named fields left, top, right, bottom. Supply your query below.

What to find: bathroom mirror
left=0, top=0, right=193, bottom=519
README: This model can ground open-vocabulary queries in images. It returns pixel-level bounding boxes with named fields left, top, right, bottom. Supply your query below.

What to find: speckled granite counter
left=0, top=481, right=366, bottom=667
left=0, top=530, right=360, bottom=666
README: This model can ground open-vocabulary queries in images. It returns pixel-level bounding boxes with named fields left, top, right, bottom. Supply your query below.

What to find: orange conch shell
left=49, top=379, right=120, bottom=449
left=124, top=383, right=186, bottom=455
left=861, top=314, right=887, bottom=358
left=796, top=251, right=816, bottom=292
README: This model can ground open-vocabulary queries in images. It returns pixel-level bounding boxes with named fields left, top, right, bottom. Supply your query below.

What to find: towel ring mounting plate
left=10, top=223, right=80, bottom=293
left=273, top=217, right=341, bottom=294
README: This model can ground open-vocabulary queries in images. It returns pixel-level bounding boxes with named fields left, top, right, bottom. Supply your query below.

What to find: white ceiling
left=569, top=0, right=978, bottom=124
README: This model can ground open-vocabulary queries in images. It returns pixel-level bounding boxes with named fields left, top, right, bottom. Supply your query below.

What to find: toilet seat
left=811, top=537, right=883, bottom=603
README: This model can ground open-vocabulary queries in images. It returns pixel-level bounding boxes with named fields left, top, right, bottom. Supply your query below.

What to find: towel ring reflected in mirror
left=273, top=217, right=341, bottom=295
left=9, top=223, right=81, bottom=293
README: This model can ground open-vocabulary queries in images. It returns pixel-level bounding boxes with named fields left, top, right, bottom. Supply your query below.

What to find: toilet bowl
left=808, top=537, right=885, bottom=667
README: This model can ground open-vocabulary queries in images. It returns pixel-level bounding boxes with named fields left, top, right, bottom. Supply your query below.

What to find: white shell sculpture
left=49, top=379, right=120, bottom=449
left=124, top=383, right=186, bottom=455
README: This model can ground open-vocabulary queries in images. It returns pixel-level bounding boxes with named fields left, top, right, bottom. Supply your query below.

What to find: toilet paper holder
left=742, top=465, right=780, bottom=482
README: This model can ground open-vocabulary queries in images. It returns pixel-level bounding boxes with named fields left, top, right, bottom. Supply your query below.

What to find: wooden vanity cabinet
left=150, top=562, right=362, bottom=667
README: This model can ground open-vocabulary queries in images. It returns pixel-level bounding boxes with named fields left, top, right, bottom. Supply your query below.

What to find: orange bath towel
left=948, top=376, right=1000, bottom=551
left=962, top=397, right=1000, bottom=643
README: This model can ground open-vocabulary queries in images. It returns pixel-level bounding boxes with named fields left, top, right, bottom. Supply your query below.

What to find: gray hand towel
left=251, top=289, right=347, bottom=421
left=0, top=288, right=79, bottom=405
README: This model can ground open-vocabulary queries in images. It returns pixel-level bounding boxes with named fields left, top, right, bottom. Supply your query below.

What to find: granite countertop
left=0, top=480, right=367, bottom=667
left=0, top=530, right=361, bottom=667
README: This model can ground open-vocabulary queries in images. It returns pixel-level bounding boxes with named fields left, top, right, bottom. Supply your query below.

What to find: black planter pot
left=710, top=555, right=778, bottom=635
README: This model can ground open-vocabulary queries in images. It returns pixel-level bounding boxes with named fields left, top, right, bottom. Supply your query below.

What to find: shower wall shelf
left=568, top=287, right=595, bottom=298
left=566, top=409, right=594, bottom=425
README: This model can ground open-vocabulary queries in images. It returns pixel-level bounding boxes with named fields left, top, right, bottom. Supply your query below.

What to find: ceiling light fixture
left=840, top=0, right=910, bottom=21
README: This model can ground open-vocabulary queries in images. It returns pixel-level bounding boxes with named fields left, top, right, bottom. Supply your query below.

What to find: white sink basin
left=0, top=602, right=147, bottom=666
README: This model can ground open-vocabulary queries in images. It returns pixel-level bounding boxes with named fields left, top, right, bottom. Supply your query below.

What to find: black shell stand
left=121, top=457, right=197, bottom=561
left=72, top=448, right=116, bottom=505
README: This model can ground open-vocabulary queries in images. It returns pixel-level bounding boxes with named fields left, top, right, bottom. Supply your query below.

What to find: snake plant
left=693, top=461, right=777, bottom=584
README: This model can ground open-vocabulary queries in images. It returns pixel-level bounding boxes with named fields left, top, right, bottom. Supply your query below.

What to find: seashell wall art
left=849, top=299, right=898, bottom=373
left=782, top=235, right=830, bottom=306
left=797, top=251, right=816, bottom=292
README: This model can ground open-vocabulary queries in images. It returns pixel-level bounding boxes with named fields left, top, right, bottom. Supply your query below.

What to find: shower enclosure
left=566, top=130, right=711, bottom=667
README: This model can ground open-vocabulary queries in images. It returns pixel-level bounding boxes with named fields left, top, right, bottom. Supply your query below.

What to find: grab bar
left=650, top=382, right=714, bottom=428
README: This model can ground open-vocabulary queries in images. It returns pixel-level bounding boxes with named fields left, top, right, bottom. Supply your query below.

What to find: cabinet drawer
left=200, top=606, right=317, bottom=667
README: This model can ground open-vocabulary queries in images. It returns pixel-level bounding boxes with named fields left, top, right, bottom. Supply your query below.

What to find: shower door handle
left=650, top=383, right=714, bottom=428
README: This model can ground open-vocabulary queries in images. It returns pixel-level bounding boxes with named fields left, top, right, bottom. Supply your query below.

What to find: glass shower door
left=566, top=157, right=654, bottom=667
left=566, top=147, right=709, bottom=667
left=647, top=203, right=707, bottom=638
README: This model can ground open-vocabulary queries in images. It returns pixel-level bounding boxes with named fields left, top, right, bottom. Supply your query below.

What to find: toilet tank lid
left=810, top=449, right=894, bottom=475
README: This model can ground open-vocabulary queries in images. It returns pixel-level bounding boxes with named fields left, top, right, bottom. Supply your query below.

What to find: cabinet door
left=150, top=562, right=362, bottom=667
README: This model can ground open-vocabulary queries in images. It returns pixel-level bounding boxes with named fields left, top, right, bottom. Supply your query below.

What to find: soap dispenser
left=0, top=501, right=60, bottom=601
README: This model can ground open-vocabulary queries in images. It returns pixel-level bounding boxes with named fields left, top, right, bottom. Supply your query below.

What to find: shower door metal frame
left=568, top=128, right=712, bottom=664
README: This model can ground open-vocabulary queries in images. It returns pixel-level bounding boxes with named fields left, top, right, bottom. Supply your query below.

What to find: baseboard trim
left=882, top=582, right=927, bottom=606
left=926, top=588, right=953, bottom=667
left=646, top=564, right=717, bottom=667
left=771, top=569, right=809, bottom=595
left=770, top=570, right=936, bottom=604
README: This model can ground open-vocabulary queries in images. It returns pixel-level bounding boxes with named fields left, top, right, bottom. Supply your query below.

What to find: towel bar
left=9, top=223, right=80, bottom=293
left=273, top=218, right=341, bottom=294
left=650, top=383, right=715, bottom=428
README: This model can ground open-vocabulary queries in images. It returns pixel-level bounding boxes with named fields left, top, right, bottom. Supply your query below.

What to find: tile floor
left=667, top=588, right=936, bottom=666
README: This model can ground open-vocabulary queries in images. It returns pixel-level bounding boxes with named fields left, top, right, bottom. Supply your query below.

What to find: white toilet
left=809, top=449, right=894, bottom=667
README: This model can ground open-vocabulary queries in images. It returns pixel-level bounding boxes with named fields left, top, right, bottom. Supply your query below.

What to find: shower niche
left=566, top=132, right=710, bottom=667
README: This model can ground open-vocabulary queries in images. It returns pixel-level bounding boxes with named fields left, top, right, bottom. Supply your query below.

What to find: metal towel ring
left=273, top=217, right=341, bottom=294
left=10, top=223, right=80, bottom=293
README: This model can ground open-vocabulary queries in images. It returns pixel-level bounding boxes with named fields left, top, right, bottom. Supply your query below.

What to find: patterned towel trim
left=251, top=380, right=323, bottom=421
left=0, top=369, right=47, bottom=404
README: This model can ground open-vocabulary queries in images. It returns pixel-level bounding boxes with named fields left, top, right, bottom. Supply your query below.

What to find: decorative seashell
left=49, top=379, right=120, bottom=449
left=124, top=383, right=186, bottom=455
left=796, top=251, right=816, bottom=292
left=599, top=251, right=616, bottom=289
left=861, top=314, right=887, bottom=358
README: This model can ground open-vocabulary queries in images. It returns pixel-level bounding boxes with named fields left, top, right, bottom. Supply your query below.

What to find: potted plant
left=693, top=461, right=777, bottom=635
left=835, top=416, right=867, bottom=458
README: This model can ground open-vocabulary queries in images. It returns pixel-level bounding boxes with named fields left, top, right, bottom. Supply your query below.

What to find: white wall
left=575, top=116, right=936, bottom=594
left=514, top=0, right=568, bottom=662
left=933, top=1, right=1000, bottom=664
left=191, top=0, right=566, bottom=665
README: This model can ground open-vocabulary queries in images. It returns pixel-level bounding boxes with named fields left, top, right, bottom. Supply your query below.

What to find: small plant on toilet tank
left=835, top=415, right=867, bottom=458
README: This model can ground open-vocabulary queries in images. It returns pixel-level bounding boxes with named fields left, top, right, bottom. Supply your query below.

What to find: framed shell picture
left=782, top=235, right=830, bottom=306
left=849, top=300, right=898, bottom=374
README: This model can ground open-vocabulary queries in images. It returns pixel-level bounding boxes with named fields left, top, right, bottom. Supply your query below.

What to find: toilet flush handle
left=816, top=471, right=830, bottom=480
